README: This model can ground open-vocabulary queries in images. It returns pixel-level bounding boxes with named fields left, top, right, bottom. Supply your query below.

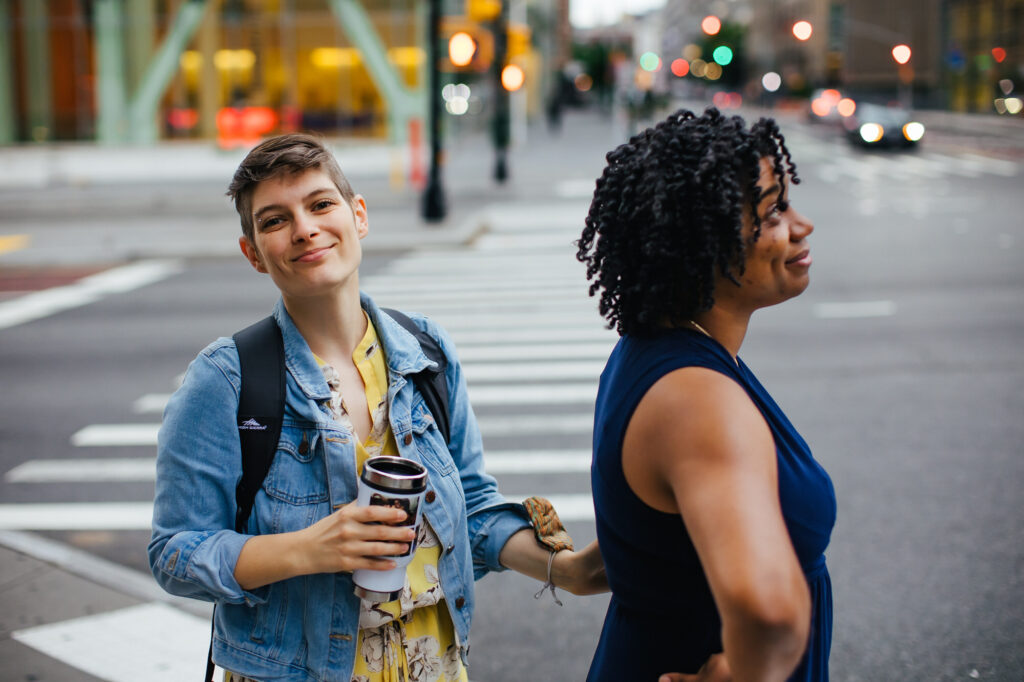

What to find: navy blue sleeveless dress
left=587, top=329, right=836, bottom=681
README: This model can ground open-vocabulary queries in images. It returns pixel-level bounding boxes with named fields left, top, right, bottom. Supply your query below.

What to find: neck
left=283, top=288, right=367, bottom=360
left=690, top=307, right=751, bottom=360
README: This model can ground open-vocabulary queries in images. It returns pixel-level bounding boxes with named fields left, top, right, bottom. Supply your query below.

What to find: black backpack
left=204, top=308, right=450, bottom=682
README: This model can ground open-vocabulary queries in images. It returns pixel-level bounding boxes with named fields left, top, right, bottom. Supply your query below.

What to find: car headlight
left=859, top=123, right=884, bottom=143
left=903, top=121, right=925, bottom=141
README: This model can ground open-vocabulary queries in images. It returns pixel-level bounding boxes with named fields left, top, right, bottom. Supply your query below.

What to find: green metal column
left=94, top=0, right=128, bottom=143
left=127, top=0, right=208, bottom=143
left=326, top=0, right=422, bottom=145
left=125, top=0, right=156, bottom=92
left=0, top=0, right=15, bottom=143
left=23, top=0, right=53, bottom=141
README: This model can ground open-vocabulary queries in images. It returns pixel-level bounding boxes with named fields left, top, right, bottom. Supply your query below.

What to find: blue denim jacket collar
left=271, top=293, right=434, bottom=404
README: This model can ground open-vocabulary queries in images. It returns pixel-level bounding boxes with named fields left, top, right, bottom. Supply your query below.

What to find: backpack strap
left=381, top=308, right=451, bottom=444
left=232, top=315, right=286, bottom=534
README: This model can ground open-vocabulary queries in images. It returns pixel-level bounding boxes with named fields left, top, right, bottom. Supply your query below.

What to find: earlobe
left=239, top=236, right=267, bottom=273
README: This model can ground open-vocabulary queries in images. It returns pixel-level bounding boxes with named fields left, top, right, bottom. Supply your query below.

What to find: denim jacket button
left=403, top=433, right=413, bottom=446
left=455, top=596, right=466, bottom=609
left=446, top=544, right=455, bottom=555
left=425, top=490, right=436, bottom=503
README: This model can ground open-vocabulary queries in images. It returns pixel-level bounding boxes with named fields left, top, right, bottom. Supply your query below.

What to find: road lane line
left=0, top=233, right=30, bottom=254
left=813, top=300, right=897, bottom=319
left=457, top=342, right=614, bottom=362
left=468, top=384, right=596, bottom=405
left=71, top=424, right=161, bottom=447
left=0, top=259, right=183, bottom=330
left=466, top=361, right=607, bottom=382
left=12, top=602, right=225, bottom=682
left=508, top=494, right=594, bottom=521
left=0, top=502, right=152, bottom=529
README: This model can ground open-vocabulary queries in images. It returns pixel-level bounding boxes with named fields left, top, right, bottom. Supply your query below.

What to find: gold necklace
left=688, top=319, right=713, bottom=339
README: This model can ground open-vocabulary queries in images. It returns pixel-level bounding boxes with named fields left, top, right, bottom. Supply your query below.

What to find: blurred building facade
left=0, top=0, right=559, bottom=146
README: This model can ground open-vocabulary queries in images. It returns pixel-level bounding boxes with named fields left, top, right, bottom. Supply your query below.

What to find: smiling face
left=239, top=168, right=368, bottom=303
left=712, top=157, right=815, bottom=313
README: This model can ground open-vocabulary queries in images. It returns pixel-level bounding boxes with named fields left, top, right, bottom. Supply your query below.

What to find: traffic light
left=441, top=18, right=493, bottom=72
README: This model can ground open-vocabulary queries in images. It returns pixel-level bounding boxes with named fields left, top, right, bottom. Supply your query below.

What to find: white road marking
left=5, top=457, right=156, bottom=482
left=0, top=502, right=152, bottom=530
left=0, top=259, right=184, bottom=330
left=476, top=413, right=593, bottom=436
left=468, top=383, right=596, bottom=405
left=451, top=327, right=614, bottom=345
left=465, top=360, right=607, bottom=383
left=71, top=424, right=161, bottom=447
left=813, top=300, right=897, bottom=319
left=134, top=393, right=170, bottom=414
left=12, top=602, right=226, bottom=682
left=457, top=341, right=614, bottom=362
left=510, top=493, right=594, bottom=521
left=485, top=450, right=591, bottom=473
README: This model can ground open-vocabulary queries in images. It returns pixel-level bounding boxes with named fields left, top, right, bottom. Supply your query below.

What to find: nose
left=291, top=212, right=319, bottom=242
left=791, top=207, right=814, bottom=241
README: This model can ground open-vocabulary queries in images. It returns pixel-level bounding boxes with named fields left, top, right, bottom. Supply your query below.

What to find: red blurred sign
left=217, top=107, right=279, bottom=148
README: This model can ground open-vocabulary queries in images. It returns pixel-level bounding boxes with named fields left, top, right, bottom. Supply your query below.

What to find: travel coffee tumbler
left=352, top=456, right=428, bottom=602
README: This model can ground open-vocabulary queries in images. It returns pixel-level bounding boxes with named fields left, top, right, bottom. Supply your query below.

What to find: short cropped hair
left=227, top=133, right=356, bottom=242
left=576, top=107, right=798, bottom=337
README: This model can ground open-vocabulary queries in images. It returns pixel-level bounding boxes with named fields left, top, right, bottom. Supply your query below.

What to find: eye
left=260, top=215, right=285, bottom=231
left=312, top=198, right=336, bottom=211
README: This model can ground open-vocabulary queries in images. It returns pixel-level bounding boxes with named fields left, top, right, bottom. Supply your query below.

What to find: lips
left=293, top=245, right=333, bottom=263
left=786, top=250, right=812, bottom=267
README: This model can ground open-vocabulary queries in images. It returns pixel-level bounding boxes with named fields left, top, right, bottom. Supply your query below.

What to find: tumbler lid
left=361, top=456, right=428, bottom=493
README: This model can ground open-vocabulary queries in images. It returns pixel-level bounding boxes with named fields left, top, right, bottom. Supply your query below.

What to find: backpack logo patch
left=239, top=418, right=268, bottom=431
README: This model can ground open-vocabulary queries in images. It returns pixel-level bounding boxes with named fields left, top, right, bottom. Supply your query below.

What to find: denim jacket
left=149, top=294, right=530, bottom=682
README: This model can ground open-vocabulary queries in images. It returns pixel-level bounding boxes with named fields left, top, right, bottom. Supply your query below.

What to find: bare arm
left=625, top=367, right=810, bottom=682
left=233, top=502, right=414, bottom=591
left=498, top=530, right=608, bottom=596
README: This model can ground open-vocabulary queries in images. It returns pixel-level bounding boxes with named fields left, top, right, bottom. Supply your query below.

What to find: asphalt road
left=1, top=109, right=1022, bottom=681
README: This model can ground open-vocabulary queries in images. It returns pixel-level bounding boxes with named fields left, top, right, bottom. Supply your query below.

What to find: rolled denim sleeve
left=425, top=320, right=532, bottom=579
left=148, top=341, right=269, bottom=606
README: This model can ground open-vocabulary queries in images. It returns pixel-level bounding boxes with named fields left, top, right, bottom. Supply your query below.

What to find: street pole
left=491, top=1, right=509, bottom=183
left=421, top=0, right=447, bottom=221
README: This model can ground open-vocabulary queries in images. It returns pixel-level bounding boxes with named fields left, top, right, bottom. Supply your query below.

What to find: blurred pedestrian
left=149, top=133, right=606, bottom=682
left=576, top=108, right=836, bottom=681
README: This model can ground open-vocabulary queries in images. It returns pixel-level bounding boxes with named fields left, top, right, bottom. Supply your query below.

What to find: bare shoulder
left=623, top=366, right=775, bottom=512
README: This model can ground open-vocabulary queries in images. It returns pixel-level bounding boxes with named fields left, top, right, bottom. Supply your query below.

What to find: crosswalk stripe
left=368, top=285, right=590, bottom=305
left=0, top=259, right=184, bottom=330
left=465, top=360, right=607, bottom=382
left=4, top=450, right=592, bottom=483
left=457, top=342, right=613, bottom=362
left=12, top=602, right=226, bottom=682
left=468, top=384, right=595, bottom=405
left=420, top=311, right=603, bottom=330
left=0, top=502, right=152, bottom=530
left=71, top=424, right=160, bottom=447
left=365, top=274, right=582, bottom=294
left=450, top=327, right=613, bottom=345
left=5, top=458, right=156, bottom=482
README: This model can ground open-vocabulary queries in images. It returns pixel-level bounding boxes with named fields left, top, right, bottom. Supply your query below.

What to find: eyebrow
left=253, top=187, right=340, bottom=225
left=757, top=183, right=782, bottom=204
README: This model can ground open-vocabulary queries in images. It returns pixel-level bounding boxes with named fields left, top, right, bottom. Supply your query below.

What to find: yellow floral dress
left=226, top=314, right=467, bottom=682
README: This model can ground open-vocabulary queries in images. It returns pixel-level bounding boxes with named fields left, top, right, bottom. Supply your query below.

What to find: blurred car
left=807, top=88, right=857, bottom=125
left=843, top=103, right=925, bottom=148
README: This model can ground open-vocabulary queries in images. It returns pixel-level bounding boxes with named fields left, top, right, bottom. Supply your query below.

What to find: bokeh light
left=639, top=51, right=660, bottom=72
left=859, top=123, right=884, bottom=143
left=501, top=64, right=525, bottom=91
left=683, top=44, right=702, bottom=61
left=701, top=15, right=721, bottom=36
left=992, top=47, right=1007, bottom=63
left=712, top=46, right=733, bottom=66
left=690, top=59, right=707, bottom=78
left=574, top=73, right=593, bottom=92
left=671, top=59, right=690, bottom=77
left=705, top=62, right=723, bottom=80
left=891, top=44, right=912, bottom=64
left=761, top=72, right=782, bottom=92
left=902, top=122, right=925, bottom=141
left=792, top=21, right=813, bottom=41
left=837, top=98, right=856, bottom=117
left=448, top=32, right=476, bottom=67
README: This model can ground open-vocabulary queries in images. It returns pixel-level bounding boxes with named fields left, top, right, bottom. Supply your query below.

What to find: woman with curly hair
left=578, top=108, right=836, bottom=682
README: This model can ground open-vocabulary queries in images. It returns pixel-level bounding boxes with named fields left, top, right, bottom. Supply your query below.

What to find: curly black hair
left=576, top=107, right=798, bottom=336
